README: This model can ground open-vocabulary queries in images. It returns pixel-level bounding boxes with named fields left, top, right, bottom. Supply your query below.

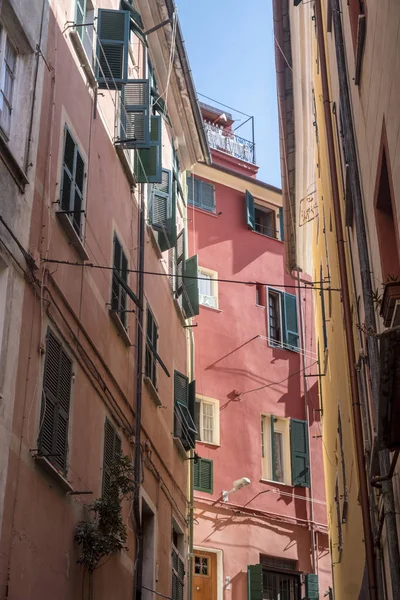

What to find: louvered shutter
left=60, top=127, right=85, bottom=236
left=158, top=177, right=177, bottom=252
left=39, top=330, right=72, bottom=473
left=119, top=79, right=150, bottom=148
left=279, top=206, right=284, bottom=241
left=194, top=458, right=213, bottom=493
left=188, top=380, right=196, bottom=446
left=75, top=0, right=87, bottom=41
left=290, top=419, right=310, bottom=487
left=305, top=573, right=319, bottom=599
left=102, top=419, right=121, bottom=498
left=96, top=9, right=130, bottom=89
left=120, top=0, right=144, bottom=29
left=246, top=190, right=255, bottom=230
left=186, top=174, right=197, bottom=206
left=199, top=180, right=215, bottom=211
left=283, top=292, right=299, bottom=350
left=182, top=255, right=199, bottom=318
left=151, top=169, right=170, bottom=230
left=111, top=236, right=128, bottom=326
left=175, top=230, right=185, bottom=297
left=134, top=116, right=162, bottom=183
left=247, top=564, right=263, bottom=600
left=174, top=371, right=189, bottom=406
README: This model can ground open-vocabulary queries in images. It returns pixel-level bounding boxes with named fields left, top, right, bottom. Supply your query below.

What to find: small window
left=111, top=235, right=128, bottom=328
left=194, top=555, right=210, bottom=576
left=194, top=457, right=213, bottom=493
left=267, top=289, right=299, bottom=351
left=254, top=205, right=277, bottom=238
left=187, top=175, right=215, bottom=213
left=145, top=306, right=158, bottom=389
left=261, top=415, right=291, bottom=485
left=195, top=396, right=220, bottom=445
left=102, top=419, right=122, bottom=498
left=60, top=126, right=86, bottom=237
left=38, top=329, right=73, bottom=474
left=198, top=267, right=218, bottom=309
left=0, top=27, right=17, bottom=136
left=256, top=283, right=266, bottom=307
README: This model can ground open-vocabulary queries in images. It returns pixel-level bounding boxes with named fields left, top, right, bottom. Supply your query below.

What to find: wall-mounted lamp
left=222, top=477, right=251, bottom=502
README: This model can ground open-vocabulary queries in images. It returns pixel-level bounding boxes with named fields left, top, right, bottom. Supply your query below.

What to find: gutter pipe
left=314, top=2, right=378, bottom=597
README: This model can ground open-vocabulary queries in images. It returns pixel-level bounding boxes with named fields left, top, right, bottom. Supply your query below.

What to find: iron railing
left=204, top=120, right=256, bottom=164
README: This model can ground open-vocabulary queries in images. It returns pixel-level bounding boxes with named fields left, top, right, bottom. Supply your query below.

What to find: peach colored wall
left=189, top=170, right=331, bottom=597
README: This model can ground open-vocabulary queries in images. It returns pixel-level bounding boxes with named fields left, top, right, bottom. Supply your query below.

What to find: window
left=145, top=306, right=158, bottom=388
left=172, top=529, right=185, bottom=600
left=60, top=126, right=85, bottom=236
left=174, top=370, right=196, bottom=451
left=254, top=205, right=276, bottom=238
left=0, top=26, right=17, bottom=136
left=194, top=457, right=213, bottom=493
left=246, top=190, right=282, bottom=240
left=261, top=415, right=310, bottom=487
left=267, top=289, right=299, bottom=351
left=247, top=562, right=303, bottom=600
left=198, top=267, right=218, bottom=309
left=195, top=396, right=220, bottom=445
left=187, top=175, right=215, bottom=213
left=38, top=329, right=73, bottom=474
left=111, top=235, right=128, bottom=327
left=102, top=419, right=121, bottom=498
left=256, top=283, right=266, bottom=307
left=75, top=0, right=94, bottom=59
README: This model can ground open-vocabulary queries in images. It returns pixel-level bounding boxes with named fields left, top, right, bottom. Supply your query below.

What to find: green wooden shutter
left=290, top=419, right=310, bottom=487
left=182, top=255, right=199, bottom=318
left=247, top=564, right=263, bottom=600
left=187, top=174, right=197, bottom=206
left=174, top=370, right=189, bottom=406
left=283, top=292, right=299, bottom=350
left=135, top=116, right=162, bottom=183
left=60, top=127, right=85, bottom=236
left=194, top=458, right=213, bottom=493
left=193, top=458, right=200, bottom=488
left=119, top=79, right=150, bottom=148
left=188, top=380, right=197, bottom=446
left=305, top=573, right=319, bottom=599
left=120, top=0, right=144, bottom=29
left=246, top=190, right=255, bottom=230
left=199, top=180, right=215, bottom=211
left=153, top=170, right=177, bottom=252
left=96, top=9, right=130, bottom=89
left=39, top=330, right=72, bottom=474
left=175, top=230, right=185, bottom=297
left=102, top=419, right=121, bottom=498
left=75, top=0, right=87, bottom=41
left=279, top=206, right=284, bottom=241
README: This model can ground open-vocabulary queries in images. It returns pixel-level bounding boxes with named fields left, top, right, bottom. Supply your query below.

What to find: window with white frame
left=0, top=25, right=17, bottom=136
left=195, top=396, right=220, bottom=445
left=198, top=267, right=218, bottom=309
left=267, top=288, right=299, bottom=351
left=261, top=415, right=291, bottom=485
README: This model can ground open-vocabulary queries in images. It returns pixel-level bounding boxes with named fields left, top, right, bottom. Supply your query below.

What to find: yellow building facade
left=273, top=0, right=400, bottom=599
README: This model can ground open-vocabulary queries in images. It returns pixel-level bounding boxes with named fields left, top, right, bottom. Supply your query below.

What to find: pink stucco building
left=189, top=104, right=331, bottom=600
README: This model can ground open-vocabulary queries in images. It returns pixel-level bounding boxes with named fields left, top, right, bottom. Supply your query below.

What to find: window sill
left=173, top=436, right=188, bottom=459
left=143, top=375, right=163, bottom=407
left=199, top=303, right=222, bottom=313
left=115, top=145, right=136, bottom=187
left=109, top=310, right=133, bottom=347
left=147, top=224, right=163, bottom=259
left=268, top=341, right=299, bottom=354
left=173, top=298, right=186, bottom=326
left=252, top=230, right=283, bottom=243
left=195, top=440, right=220, bottom=448
left=35, top=455, right=74, bottom=493
left=69, top=30, right=97, bottom=88
left=188, top=204, right=218, bottom=218
left=260, top=478, right=293, bottom=489
left=0, top=131, right=29, bottom=193
left=56, top=212, right=89, bottom=260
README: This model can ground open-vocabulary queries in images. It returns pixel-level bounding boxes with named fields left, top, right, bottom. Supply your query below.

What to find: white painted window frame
left=196, top=395, right=220, bottom=446
left=198, top=266, right=218, bottom=309
left=261, top=414, right=291, bottom=486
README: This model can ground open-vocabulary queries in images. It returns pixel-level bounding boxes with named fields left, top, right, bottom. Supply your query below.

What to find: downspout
left=188, top=328, right=195, bottom=600
left=314, top=2, right=378, bottom=598
left=133, top=190, right=145, bottom=600
left=329, top=2, right=400, bottom=597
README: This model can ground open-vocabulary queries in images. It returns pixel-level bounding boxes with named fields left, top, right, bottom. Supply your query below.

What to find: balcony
left=203, top=120, right=255, bottom=164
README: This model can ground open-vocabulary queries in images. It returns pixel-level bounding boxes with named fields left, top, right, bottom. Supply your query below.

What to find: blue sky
left=175, top=0, right=281, bottom=188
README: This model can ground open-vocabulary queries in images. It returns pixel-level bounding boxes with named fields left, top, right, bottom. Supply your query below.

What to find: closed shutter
left=96, top=9, right=130, bottom=89
left=182, top=255, right=199, bottom=318
left=39, top=330, right=72, bottom=473
left=119, top=79, right=150, bottom=148
left=150, top=170, right=177, bottom=252
left=283, top=292, right=299, bottom=350
left=199, top=180, right=215, bottom=211
left=290, top=419, right=310, bottom=487
left=246, top=190, right=255, bottom=230
left=135, top=115, right=162, bottom=183
left=305, top=573, right=319, bottom=600
left=102, top=419, right=122, bottom=498
left=247, top=564, right=263, bottom=600
left=194, top=458, right=213, bottom=493
left=186, top=174, right=197, bottom=206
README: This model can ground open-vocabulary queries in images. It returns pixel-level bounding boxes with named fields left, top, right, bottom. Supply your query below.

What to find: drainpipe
left=314, top=2, right=378, bottom=598
left=188, top=328, right=195, bottom=600
left=133, top=191, right=145, bottom=600
left=330, top=1, right=400, bottom=597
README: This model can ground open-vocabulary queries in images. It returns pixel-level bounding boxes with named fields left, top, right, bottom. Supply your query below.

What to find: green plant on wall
left=75, top=454, right=134, bottom=598
left=372, top=274, right=399, bottom=310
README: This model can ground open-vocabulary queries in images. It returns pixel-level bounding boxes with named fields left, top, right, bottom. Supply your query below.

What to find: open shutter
left=135, top=116, right=162, bottom=183
left=182, top=255, right=199, bottom=318
left=120, top=0, right=144, bottom=29
left=61, top=128, right=76, bottom=214
left=55, top=348, right=72, bottom=472
left=159, top=178, right=177, bottom=251
left=174, top=370, right=188, bottom=406
left=188, top=380, right=197, bottom=447
left=283, top=292, right=299, bottom=350
left=279, top=206, right=284, bottom=241
left=247, top=564, right=263, bottom=600
left=119, top=79, right=150, bottom=148
left=175, top=230, right=185, bottom=297
left=246, top=190, right=255, bottom=230
left=193, top=458, right=200, bottom=489
left=150, top=170, right=176, bottom=252
left=290, top=419, right=310, bottom=487
left=96, top=9, right=130, bottom=89
left=186, top=174, right=197, bottom=206
left=194, top=458, right=213, bottom=493
left=305, top=573, right=319, bottom=599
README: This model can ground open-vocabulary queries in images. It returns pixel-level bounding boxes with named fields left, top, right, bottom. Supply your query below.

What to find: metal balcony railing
left=204, top=120, right=256, bottom=164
